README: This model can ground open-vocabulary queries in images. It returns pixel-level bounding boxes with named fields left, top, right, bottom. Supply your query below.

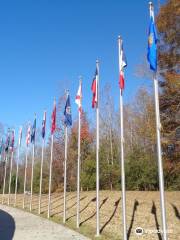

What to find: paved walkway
left=0, top=204, right=90, bottom=240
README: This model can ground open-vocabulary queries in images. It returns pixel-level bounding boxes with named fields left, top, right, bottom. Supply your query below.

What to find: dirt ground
left=1, top=191, right=180, bottom=240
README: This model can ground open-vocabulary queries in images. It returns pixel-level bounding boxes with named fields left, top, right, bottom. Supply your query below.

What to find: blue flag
left=64, top=94, right=72, bottom=126
left=5, top=131, right=10, bottom=152
left=31, top=117, right=36, bottom=143
left=42, top=111, right=46, bottom=139
left=10, top=130, right=15, bottom=150
left=147, top=12, right=157, bottom=71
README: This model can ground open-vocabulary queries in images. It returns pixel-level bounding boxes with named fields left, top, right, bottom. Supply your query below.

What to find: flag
left=119, top=43, right=127, bottom=90
left=5, top=131, right=10, bottom=152
left=10, top=130, right=15, bottom=150
left=31, top=117, right=36, bottom=144
left=91, top=68, right=98, bottom=108
left=51, top=101, right=56, bottom=134
left=147, top=5, right=157, bottom=71
left=26, top=125, right=31, bottom=146
left=18, top=127, right=22, bottom=146
left=75, top=81, right=82, bottom=113
left=64, top=94, right=72, bottom=126
left=42, top=111, right=46, bottom=138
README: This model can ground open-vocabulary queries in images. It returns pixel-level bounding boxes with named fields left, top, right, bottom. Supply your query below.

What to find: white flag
left=75, top=81, right=82, bottom=112
left=19, top=127, right=22, bottom=146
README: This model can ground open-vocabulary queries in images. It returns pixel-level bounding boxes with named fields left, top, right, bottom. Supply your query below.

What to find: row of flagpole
left=0, top=2, right=167, bottom=239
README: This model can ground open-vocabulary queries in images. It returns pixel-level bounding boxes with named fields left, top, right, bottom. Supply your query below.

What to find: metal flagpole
left=0, top=149, right=5, bottom=203
left=30, top=143, right=35, bottom=211
left=63, top=126, right=68, bottom=223
left=14, top=127, right=22, bottom=206
left=23, top=145, right=28, bottom=209
left=148, top=3, right=167, bottom=239
left=2, top=153, right=8, bottom=204
left=8, top=150, right=14, bottom=205
left=14, top=140, right=20, bottom=206
left=39, top=138, right=45, bottom=214
left=96, top=60, right=100, bottom=237
left=118, top=36, right=127, bottom=240
left=76, top=104, right=81, bottom=228
left=47, top=134, right=54, bottom=218
left=154, top=73, right=167, bottom=240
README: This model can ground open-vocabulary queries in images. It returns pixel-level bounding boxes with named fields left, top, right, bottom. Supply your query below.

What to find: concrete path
left=0, top=204, right=90, bottom=240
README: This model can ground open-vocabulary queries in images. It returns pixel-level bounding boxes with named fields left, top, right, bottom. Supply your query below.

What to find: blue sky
left=0, top=0, right=161, bottom=140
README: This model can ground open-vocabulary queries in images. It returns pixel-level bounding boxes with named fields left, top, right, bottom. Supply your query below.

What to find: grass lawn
left=1, top=191, right=179, bottom=240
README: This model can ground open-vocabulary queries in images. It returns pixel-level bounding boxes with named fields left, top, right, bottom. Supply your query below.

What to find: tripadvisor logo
left=135, top=227, right=144, bottom=236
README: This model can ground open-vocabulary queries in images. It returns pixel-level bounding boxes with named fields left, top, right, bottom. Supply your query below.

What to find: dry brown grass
left=1, top=191, right=180, bottom=240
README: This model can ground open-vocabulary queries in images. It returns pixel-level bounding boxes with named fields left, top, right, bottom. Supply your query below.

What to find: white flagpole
left=96, top=60, right=100, bottom=237
left=76, top=81, right=81, bottom=228
left=14, top=138, right=21, bottom=206
left=149, top=3, right=167, bottom=239
left=39, top=137, right=45, bottom=214
left=23, top=145, right=28, bottom=209
left=30, top=143, right=35, bottom=211
left=8, top=149, right=14, bottom=205
left=1, top=149, right=5, bottom=203
left=47, top=134, right=54, bottom=218
left=154, top=73, right=167, bottom=240
left=2, top=153, right=8, bottom=204
left=118, top=36, right=127, bottom=240
left=63, top=126, right=68, bottom=223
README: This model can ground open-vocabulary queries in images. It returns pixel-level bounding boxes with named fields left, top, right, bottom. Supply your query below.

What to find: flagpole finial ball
left=65, top=89, right=69, bottom=96
left=96, top=59, right=99, bottom=64
left=118, top=35, right=121, bottom=40
left=149, top=2, right=153, bottom=7
left=79, top=76, right=82, bottom=84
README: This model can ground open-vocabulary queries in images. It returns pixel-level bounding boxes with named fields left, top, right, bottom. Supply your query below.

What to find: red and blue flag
left=119, top=43, right=127, bottom=90
left=91, top=68, right=98, bottom=108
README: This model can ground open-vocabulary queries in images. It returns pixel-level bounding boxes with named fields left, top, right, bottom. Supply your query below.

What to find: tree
left=156, top=0, right=180, bottom=188
left=157, top=0, right=180, bottom=147
left=69, top=111, right=94, bottom=191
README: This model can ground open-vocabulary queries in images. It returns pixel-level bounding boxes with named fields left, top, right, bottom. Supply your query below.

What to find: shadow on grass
left=31, top=193, right=57, bottom=205
left=100, top=198, right=121, bottom=234
left=51, top=196, right=87, bottom=217
left=171, top=203, right=180, bottom=220
left=50, top=195, right=78, bottom=213
left=151, top=201, right=162, bottom=240
left=66, top=197, right=96, bottom=221
left=127, top=199, right=139, bottom=239
left=41, top=194, right=76, bottom=214
left=79, top=197, right=108, bottom=226
left=34, top=195, right=62, bottom=211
